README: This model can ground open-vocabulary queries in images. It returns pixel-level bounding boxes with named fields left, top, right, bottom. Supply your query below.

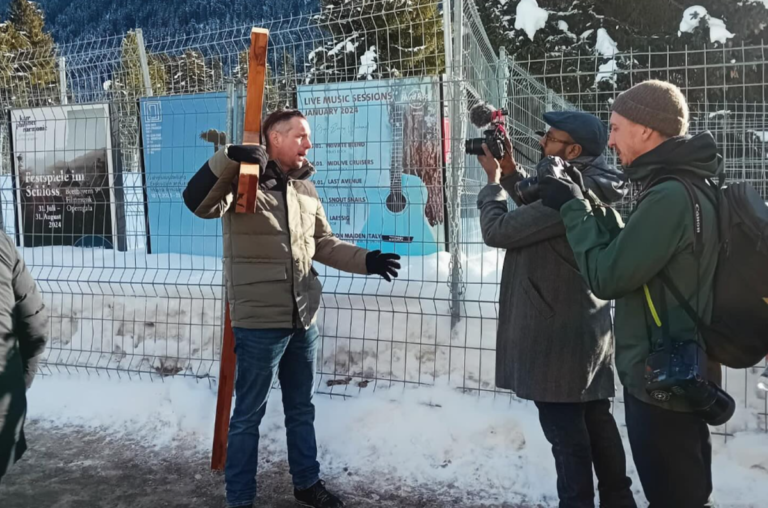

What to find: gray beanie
left=611, top=80, right=689, bottom=137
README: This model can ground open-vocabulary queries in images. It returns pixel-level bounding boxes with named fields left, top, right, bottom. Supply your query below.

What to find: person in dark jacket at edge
left=539, top=80, right=723, bottom=507
left=182, top=109, right=400, bottom=508
left=476, top=110, right=636, bottom=508
left=0, top=231, right=48, bottom=482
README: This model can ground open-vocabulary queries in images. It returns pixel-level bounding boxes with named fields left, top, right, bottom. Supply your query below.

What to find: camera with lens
left=465, top=124, right=508, bottom=159
left=645, top=340, right=736, bottom=426
left=465, top=102, right=509, bottom=159
left=513, top=156, right=576, bottom=205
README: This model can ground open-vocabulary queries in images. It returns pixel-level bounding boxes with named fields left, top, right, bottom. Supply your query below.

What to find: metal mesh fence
left=0, top=0, right=764, bottom=435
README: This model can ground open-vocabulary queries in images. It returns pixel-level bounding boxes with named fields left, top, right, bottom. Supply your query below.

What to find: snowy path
left=1, top=423, right=497, bottom=508
left=0, top=374, right=766, bottom=507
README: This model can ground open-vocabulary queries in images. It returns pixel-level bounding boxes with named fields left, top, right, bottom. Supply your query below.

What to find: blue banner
left=298, top=77, right=445, bottom=257
left=140, top=93, right=228, bottom=257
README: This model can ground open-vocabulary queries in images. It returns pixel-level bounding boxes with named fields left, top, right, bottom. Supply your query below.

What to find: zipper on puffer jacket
left=275, top=168, right=300, bottom=328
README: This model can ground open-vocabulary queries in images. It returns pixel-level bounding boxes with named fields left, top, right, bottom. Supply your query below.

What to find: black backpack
left=647, top=174, right=768, bottom=369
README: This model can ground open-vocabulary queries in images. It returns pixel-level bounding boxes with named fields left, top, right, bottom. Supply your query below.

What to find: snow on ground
left=25, top=372, right=768, bottom=507
left=16, top=243, right=767, bottom=440
left=25, top=243, right=505, bottom=389
left=515, top=0, right=548, bottom=41
left=679, top=6, right=736, bottom=44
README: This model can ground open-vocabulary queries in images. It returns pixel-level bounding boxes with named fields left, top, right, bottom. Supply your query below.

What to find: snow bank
left=515, top=0, right=548, bottom=41
left=24, top=243, right=502, bottom=388
left=25, top=373, right=768, bottom=506
left=27, top=374, right=217, bottom=451
left=22, top=242, right=768, bottom=426
left=679, top=6, right=736, bottom=44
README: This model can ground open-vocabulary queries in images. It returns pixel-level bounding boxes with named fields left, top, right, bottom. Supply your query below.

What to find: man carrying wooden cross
left=182, top=109, right=401, bottom=508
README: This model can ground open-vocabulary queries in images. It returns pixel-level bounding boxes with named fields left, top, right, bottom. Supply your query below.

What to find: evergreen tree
left=237, top=48, right=298, bottom=115
left=164, top=49, right=211, bottom=95
left=306, top=0, right=444, bottom=84
left=114, top=30, right=167, bottom=97
left=2, top=0, right=58, bottom=106
left=485, top=0, right=767, bottom=110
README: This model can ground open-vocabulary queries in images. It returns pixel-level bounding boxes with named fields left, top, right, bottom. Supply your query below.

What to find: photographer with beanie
left=539, top=80, right=724, bottom=507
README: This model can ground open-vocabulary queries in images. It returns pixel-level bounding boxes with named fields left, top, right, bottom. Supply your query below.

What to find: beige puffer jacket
left=183, top=147, right=370, bottom=329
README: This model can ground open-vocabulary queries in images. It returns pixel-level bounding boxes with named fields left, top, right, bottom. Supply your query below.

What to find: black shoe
left=294, top=480, right=345, bottom=508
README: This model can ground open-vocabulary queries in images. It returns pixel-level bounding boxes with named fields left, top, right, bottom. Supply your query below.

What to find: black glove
left=227, top=144, right=268, bottom=167
left=539, top=175, right=585, bottom=211
left=365, top=250, right=401, bottom=282
left=563, top=163, right=587, bottom=194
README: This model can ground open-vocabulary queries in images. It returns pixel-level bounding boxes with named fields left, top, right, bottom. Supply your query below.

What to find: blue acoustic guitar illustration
left=357, top=89, right=437, bottom=256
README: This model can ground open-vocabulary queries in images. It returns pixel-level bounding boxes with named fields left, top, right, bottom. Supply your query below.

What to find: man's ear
left=269, top=130, right=280, bottom=148
left=641, top=125, right=655, bottom=141
left=567, top=143, right=583, bottom=159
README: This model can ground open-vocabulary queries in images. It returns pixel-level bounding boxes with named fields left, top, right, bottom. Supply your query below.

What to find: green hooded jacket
left=559, top=132, right=723, bottom=411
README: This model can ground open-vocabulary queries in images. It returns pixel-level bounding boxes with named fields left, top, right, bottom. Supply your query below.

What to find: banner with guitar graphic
left=297, top=77, right=446, bottom=257
left=139, top=92, right=228, bottom=257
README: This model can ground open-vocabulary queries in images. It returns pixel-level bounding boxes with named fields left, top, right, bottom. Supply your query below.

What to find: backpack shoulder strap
left=657, top=270, right=708, bottom=332
left=642, top=173, right=713, bottom=332
left=644, top=174, right=706, bottom=258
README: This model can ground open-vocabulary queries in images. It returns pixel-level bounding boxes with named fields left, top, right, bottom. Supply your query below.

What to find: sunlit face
left=608, top=112, right=648, bottom=167
left=539, top=127, right=580, bottom=160
left=269, top=117, right=313, bottom=171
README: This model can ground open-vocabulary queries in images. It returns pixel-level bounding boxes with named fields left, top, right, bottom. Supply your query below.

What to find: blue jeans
left=225, top=325, right=321, bottom=507
left=535, top=399, right=636, bottom=508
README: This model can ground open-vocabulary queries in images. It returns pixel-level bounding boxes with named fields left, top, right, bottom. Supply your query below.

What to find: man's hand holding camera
left=477, top=135, right=516, bottom=185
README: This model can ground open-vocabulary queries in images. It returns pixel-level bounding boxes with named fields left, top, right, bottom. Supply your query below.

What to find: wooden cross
left=235, top=27, right=269, bottom=214
left=211, top=27, right=269, bottom=471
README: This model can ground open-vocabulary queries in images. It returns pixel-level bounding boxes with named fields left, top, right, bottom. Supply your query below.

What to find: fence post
left=135, top=28, right=153, bottom=97
left=497, top=46, right=508, bottom=111
left=58, top=56, right=67, bottom=105
left=448, top=0, right=465, bottom=329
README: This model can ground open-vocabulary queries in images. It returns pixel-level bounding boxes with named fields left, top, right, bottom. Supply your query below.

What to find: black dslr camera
left=465, top=103, right=509, bottom=159
left=645, top=340, right=736, bottom=426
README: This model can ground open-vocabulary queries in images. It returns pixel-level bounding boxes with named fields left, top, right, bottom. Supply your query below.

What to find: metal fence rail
left=0, top=0, right=764, bottom=438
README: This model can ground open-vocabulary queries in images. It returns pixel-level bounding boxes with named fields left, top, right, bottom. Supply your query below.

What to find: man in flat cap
left=476, top=111, right=636, bottom=508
